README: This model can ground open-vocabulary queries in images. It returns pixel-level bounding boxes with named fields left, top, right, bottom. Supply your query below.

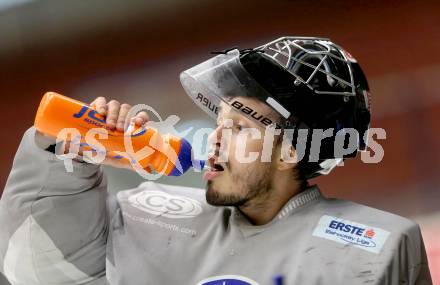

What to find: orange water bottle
left=34, top=92, right=204, bottom=176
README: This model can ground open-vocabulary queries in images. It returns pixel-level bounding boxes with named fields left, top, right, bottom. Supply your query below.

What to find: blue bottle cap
left=168, top=138, right=204, bottom=176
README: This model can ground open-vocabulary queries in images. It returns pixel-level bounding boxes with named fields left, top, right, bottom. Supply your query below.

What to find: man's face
left=205, top=97, right=281, bottom=206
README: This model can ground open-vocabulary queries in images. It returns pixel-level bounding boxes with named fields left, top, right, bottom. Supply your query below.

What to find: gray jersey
left=0, top=128, right=432, bottom=285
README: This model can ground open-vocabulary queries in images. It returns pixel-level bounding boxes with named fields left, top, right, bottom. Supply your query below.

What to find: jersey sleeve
left=393, top=221, right=432, bottom=285
left=0, top=127, right=108, bottom=284
left=408, top=225, right=432, bottom=285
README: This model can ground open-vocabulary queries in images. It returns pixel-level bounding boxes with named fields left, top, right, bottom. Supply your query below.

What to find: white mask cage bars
left=255, top=36, right=357, bottom=97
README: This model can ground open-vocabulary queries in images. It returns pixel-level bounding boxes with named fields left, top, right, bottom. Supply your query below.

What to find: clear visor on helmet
left=180, top=49, right=289, bottom=128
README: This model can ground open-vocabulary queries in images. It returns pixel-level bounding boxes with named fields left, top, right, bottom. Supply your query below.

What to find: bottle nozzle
left=192, top=159, right=205, bottom=172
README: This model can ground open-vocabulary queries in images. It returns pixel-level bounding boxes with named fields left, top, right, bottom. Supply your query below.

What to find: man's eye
left=234, top=124, right=243, bottom=131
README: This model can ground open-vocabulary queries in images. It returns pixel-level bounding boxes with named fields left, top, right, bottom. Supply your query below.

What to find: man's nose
left=208, top=124, right=223, bottom=146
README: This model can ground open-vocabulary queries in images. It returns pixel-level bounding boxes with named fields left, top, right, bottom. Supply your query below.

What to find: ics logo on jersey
left=128, top=190, right=202, bottom=219
left=196, top=275, right=259, bottom=285
left=312, top=215, right=390, bottom=254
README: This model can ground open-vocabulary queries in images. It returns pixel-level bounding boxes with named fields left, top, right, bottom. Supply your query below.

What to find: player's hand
left=79, top=97, right=149, bottom=169
left=90, top=97, right=149, bottom=131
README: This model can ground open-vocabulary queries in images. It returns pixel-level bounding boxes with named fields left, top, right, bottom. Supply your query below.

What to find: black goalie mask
left=180, top=36, right=371, bottom=178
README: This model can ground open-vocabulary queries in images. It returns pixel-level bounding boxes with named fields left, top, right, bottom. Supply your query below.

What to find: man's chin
left=205, top=181, right=246, bottom=206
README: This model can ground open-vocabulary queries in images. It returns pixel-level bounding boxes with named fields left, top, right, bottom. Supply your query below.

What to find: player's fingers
left=134, top=111, right=150, bottom=126
left=90, top=97, right=107, bottom=115
left=124, top=110, right=150, bottom=131
left=106, top=100, right=121, bottom=129
left=116, top=103, right=131, bottom=131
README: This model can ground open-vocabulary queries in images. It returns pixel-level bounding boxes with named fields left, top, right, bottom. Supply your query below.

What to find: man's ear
left=276, top=144, right=297, bottom=171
